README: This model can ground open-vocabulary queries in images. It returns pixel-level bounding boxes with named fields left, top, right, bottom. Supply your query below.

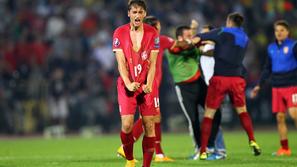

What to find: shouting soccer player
left=192, top=12, right=261, bottom=160
left=112, top=1, right=159, bottom=167
left=251, top=20, right=297, bottom=156
left=117, top=15, right=175, bottom=162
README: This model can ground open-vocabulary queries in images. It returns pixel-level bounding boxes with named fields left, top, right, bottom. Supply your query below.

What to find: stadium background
left=0, top=0, right=297, bottom=135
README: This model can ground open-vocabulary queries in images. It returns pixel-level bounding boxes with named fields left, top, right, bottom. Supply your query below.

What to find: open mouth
left=135, top=18, right=141, bottom=24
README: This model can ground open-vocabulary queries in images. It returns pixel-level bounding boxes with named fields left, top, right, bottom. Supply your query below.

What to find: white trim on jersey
left=200, top=44, right=215, bottom=85
left=112, top=48, right=123, bottom=52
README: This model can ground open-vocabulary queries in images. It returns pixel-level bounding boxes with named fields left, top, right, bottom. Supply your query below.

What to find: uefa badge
left=283, top=46, right=289, bottom=54
left=154, top=37, right=160, bottom=48
left=113, top=38, right=120, bottom=48
left=141, top=51, right=148, bottom=60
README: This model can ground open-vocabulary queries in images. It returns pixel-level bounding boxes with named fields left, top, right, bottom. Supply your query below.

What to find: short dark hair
left=176, top=25, right=191, bottom=38
left=227, top=12, right=244, bottom=27
left=274, top=20, right=289, bottom=30
left=202, top=25, right=214, bottom=31
left=143, top=16, right=159, bottom=29
left=128, top=0, right=147, bottom=11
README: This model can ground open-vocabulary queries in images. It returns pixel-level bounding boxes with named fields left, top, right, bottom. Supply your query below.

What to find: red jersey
left=113, top=23, right=159, bottom=84
left=156, top=35, right=175, bottom=87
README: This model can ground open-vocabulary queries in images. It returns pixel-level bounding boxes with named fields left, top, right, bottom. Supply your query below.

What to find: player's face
left=274, top=25, right=289, bottom=42
left=128, top=5, right=146, bottom=28
left=182, top=29, right=192, bottom=40
left=226, top=18, right=232, bottom=27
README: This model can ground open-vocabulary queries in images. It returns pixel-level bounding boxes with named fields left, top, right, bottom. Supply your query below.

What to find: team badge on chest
left=283, top=46, right=289, bottom=54
left=141, top=51, right=148, bottom=60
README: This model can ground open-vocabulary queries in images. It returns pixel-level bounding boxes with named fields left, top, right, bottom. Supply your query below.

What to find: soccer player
left=198, top=24, right=227, bottom=159
left=166, top=25, right=222, bottom=160
left=192, top=12, right=261, bottom=160
left=112, top=1, right=159, bottom=167
left=251, top=20, right=297, bottom=156
left=117, top=15, right=175, bottom=162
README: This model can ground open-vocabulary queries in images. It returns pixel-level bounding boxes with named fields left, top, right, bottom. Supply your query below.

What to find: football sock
left=155, top=122, right=163, bottom=155
left=142, top=136, right=155, bottom=167
left=281, top=139, right=289, bottom=150
left=200, top=117, right=213, bottom=153
left=239, top=112, right=255, bottom=141
left=132, top=118, right=143, bottom=142
left=120, top=131, right=134, bottom=160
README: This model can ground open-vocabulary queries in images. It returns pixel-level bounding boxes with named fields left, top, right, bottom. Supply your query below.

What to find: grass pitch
left=0, top=131, right=296, bottom=167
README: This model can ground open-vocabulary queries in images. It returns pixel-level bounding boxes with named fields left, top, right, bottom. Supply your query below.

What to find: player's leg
left=117, top=115, right=143, bottom=159
left=133, top=118, right=144, bottom=141
left=231, top=77, right=260, bottom=156
left=175, top=83, right=201, bottom=159
left=120, top=115, right=136, bottom=161
left=199, top=76, right=226, bottom=160
left=153, top=111, right=174, bottom=162
left=271, top=87, right=291, bottom=156
left=140, top=91, right=159, bottom=167
left=214, top=127, right=227, bottom=156
left=274, top=112, right=291, bottom=156
left=141, top=115, right=155, bottom=167
left=288, top=107, right=297, bottom=128
left=197, top=77, right=225, bottom=159
left=287, top=87, right=297, bottom=128
left=117, top=80, right=138, bottom=166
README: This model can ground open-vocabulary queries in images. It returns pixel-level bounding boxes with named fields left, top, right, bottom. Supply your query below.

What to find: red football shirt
left=156, top=35, right=175, bottom=87
left=113, top=23, right=159, bottom=84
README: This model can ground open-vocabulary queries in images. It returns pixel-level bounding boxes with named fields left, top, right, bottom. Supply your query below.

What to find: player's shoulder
left=114, top=24, right=130, bottom=34
left=267, top=42, right=276, bottom=50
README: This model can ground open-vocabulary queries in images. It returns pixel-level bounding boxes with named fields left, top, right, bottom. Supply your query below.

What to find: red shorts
left=117, top=78, right=160, bottom=116
left=206, top=76, right=246, bottom=109
left=272, top=86, right=297, bottom=113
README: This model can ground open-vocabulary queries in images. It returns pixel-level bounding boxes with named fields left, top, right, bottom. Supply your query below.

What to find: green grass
left=0, top=131, right=296, bottom=167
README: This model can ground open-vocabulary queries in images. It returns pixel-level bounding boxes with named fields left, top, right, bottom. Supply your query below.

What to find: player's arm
left=143, top=50, right=158, bottom=93
left=250, top=55, right=272, bottom=98
left=190, top=19, right=199, bottom=36
left=192, top=28, right=222, bottom=45
left=293, top=42, right=297, bottom=59
left=115, top=50, right=140, bottom=92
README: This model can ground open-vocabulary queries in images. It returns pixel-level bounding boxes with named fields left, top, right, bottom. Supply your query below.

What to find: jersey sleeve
left=196, top=28, right=222, bottom=43
left=161, top=35, right=175, bottom=49
left=112, top=28, right=123, bottom=52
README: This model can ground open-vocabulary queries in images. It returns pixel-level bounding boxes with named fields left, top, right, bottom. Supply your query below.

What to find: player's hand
left=250, top=85, right=260, bottom=99
left=176, top=40, right=192, bottom=50
left=191, top=37, right=201, bottom=44
left=190, top=19, right=199, bottom=29
left=126, top=82, right=140, bottom=92
left=142, top=84, right=152, bottom=94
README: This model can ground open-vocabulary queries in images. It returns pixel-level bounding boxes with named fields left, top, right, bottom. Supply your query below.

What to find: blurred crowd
left=0, top=0, right=297, bottom=135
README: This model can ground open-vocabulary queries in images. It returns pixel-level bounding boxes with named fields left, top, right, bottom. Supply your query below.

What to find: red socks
left=155, top=122, right=163, bottom=155
left=132, top=119, right=144, bottom=141
left=142, top=136, right=155, bottom=167
left=200, top=117, right=213, bottom=153
left=239, top=112, right=255, bottom=141
left=120, top=131, right=134, bottom=160
left=132, top=119, right=164, bottom=155
left=281, top=139, right=289, bottom=150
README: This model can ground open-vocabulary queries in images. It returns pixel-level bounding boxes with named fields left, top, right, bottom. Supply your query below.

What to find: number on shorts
left=292, top=94, right=297, bottom=104
left=134, top=64, right=142, bottom=77
left=154, top=97, right=160, bottom=108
